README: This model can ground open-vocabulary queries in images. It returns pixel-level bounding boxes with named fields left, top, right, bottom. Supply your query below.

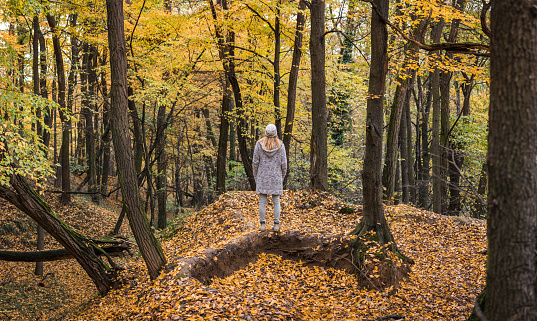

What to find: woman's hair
left=258, top=136, right=282, bottom=150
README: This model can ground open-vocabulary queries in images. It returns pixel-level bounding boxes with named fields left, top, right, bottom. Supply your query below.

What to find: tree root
left=165, top=229, right=409, bottom=290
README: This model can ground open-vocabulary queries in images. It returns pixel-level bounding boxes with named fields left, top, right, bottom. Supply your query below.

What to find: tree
left=106, top=0, right=167, bottom=280
left=481, top=0, right=537, bottom=319
left=309, top=0, right=328, bottom=191
left=350, top=0, right=398, bottom=252
left=208, top=0, right=256, bottom=191
left=282, top=0, right=306, bottom=186
left=46, top=13, right=71, bottom=205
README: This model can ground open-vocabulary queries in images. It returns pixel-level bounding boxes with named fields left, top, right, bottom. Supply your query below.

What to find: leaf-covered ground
left=66, top=190, right=486, bottom=321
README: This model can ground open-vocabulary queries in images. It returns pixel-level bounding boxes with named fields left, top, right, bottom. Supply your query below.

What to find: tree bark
left=128, top=86, right=144, bottom=176
left=309, top=0, right=328, bottom=191
left=32, top=16, right=41, bottom=138
left=106, top=0, right=166, bottom=280
left=38, top=23, right=50, bottom=148
left=484, top=0, right=537, bottom=319
left=399, top=101, right=409, bottom=204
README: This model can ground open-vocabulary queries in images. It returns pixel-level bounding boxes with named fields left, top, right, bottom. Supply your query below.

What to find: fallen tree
left=0, top=243, right=129, bottom=262
left=0, top=173, right=121, bottom=295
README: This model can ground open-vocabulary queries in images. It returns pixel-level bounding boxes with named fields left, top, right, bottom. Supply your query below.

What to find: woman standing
left=253, top=124, right=287, bottom=232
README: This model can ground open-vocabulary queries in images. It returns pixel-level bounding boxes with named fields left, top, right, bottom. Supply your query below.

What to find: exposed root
left=165, top=229, right=409, bottom=290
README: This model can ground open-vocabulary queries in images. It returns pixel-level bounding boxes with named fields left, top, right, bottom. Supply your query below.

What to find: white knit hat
left=265, top=124, right=277, bottom=137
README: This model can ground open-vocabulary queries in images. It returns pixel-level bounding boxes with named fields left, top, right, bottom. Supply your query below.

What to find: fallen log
left=0, top=243, right=130, bottom=262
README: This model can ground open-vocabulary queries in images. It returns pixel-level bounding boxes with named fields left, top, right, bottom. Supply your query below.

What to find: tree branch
left=480, top=0, right=491, bottom=38
left=360, top=0, right=489, bottom=56
left=244, top=4, right=275, bottom=33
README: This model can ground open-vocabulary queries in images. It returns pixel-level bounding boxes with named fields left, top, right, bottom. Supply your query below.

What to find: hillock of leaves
left=72, top=190, right=486, bottom=320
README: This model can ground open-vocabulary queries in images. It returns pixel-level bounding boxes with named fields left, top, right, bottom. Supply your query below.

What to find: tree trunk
left=483, top=0, right=537, bottom=319
left=100, top=50, right=112, bottom=194
left=274, top=0, right=282, bottom=137
left=442, top=0, right=466, bottom=216
left=309, top=0, right=328, bottom=191
left=0, top=244, right=128, bottom=262
left=216, top=76, right=231, bottom=195
left=417, top=75, right=431, bottom=209
left=106, top=0, right=166, bottom=280
left=87, top=45, right=99, bottom=203
left=282, top=0, right=306, bottom=187
left=383, top=19, right=426, bottom=203
left=128, top=86, right=144, bottom=176
left=399, top=102, right=409, bottom=204
left=353, top=0, right=398, bottom=252
left=32, top=16, right=41, bottom=138
left=156, top=104, right=168, bottom=229
left=208, top=0, right=255, bottom=191
left=430, top=19, right=444, bottom=214
left=32, top=15, right=44, bottom=276
left=0, top=174, right=116, bottom=295
left=38, top=23, right=50, bottom=148
left=46, top=14, right=71, bottom=205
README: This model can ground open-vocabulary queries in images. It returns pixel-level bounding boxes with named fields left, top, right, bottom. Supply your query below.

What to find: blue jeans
left=259, top=194, right=280, bottom=225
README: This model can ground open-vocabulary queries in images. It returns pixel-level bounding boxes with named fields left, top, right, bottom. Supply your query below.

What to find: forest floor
left=0, top=190, right=486, bottom=320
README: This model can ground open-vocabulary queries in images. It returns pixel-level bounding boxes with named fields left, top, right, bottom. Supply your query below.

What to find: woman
left=253, top=124, right=287, bottom=232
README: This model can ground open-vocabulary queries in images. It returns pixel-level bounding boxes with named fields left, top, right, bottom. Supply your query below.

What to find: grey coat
left=252, top=141, right=287, bottom=195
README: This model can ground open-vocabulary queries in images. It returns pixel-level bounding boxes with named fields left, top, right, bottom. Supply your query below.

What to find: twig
left=0, top=267, right=15, bottom=286
left=345, top=253, right=381, bottom=291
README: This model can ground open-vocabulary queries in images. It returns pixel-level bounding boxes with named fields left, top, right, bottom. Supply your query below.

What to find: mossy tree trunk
left=0, top=174, right=117, bottom=296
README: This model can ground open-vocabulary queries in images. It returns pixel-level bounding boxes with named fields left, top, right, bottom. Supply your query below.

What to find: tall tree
left=32, top=15, right=44, bottom=277
left=106, top=0, right=166, bottom=280
left=382, top=18, right=427, bottom=203
left=208, top=0, right=256, bottom=191
left=430, top=19, right=444, bottom=214
left=483, top=0, right=537, bottom=319
left=309, top=0, right=328, bottom=191
left=351, top=0, right=398, bottom=252
left=282, top=0, right=306, bottom=186
left=216, top=76, right=231, bottom=195
left=46, top=13, right=71, bottom=205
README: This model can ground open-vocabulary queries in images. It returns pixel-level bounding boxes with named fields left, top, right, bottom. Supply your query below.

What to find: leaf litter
left=1, top=190, right=486, bottom=320
left=76, top=190, right=486, bottom=320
